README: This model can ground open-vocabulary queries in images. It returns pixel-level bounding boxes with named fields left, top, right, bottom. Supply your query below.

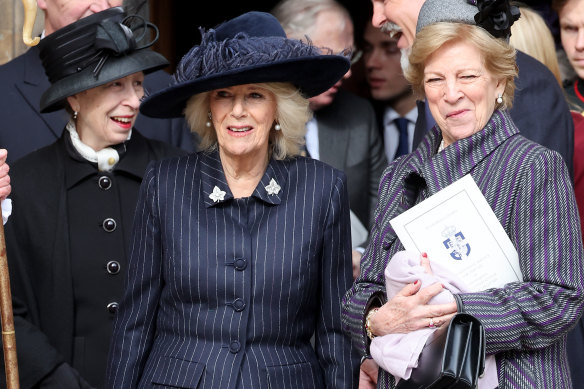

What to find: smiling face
left=66, top=72, right=144, bottom=150
left=209, top=84, right=277, bottom=163
left=38, top=0, right=123, bottom=35
left=370, top=0, right=425, bottom=50
left=559, top=0, right=584, bottom=79
left=424, top=40, right=505, bottom=147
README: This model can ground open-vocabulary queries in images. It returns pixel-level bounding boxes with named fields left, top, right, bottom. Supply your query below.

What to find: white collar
left=66, top=121, right=131, bottom=171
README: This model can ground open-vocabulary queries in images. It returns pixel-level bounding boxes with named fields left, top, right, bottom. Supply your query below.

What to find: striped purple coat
left=342, top=109, right=584, bottom=388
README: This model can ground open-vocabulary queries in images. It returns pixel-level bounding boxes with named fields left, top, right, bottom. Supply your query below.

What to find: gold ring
left=428, top=318, right=435, bottom=328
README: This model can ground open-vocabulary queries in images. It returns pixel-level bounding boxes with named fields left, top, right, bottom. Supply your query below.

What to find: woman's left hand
left=370, top=281, right=457, bottom=336
left=0, top=149, right=11, bottom=201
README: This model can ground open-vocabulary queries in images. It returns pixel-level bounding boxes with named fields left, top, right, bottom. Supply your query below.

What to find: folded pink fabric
left=370, top=250, right=498, bottom=388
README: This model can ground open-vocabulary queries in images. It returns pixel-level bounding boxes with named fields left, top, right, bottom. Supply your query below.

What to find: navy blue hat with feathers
left=140, top=11, right=351, bottom=118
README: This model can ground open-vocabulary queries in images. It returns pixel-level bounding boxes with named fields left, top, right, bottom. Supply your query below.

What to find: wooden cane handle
left=22, top=0, right=39, bottom=47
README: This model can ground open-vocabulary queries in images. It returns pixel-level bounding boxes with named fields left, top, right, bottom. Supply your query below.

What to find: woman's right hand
left=369, top=281, right=457, bottom=336
left=0, top=149, right=10, bottom=201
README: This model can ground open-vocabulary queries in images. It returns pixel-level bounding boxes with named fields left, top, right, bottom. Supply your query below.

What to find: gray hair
left=271, top=0, right=351, bottom=41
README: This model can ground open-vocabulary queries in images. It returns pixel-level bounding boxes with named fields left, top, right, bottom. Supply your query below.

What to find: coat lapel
left=416, top=110, right=520, bottom=195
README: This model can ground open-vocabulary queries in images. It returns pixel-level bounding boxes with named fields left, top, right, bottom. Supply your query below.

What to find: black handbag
left=395, top=313, right=486, bottom=389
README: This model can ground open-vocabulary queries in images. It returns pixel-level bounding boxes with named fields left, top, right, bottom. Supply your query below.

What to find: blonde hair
left=184, top=82, right=311, bottom=160
left=405, top=22, right=518, bottom=109
left=510, top=5, right=562, bottom=86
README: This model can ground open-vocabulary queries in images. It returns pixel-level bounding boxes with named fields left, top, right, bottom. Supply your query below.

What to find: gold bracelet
left=365, top=307, right=380, bottom=340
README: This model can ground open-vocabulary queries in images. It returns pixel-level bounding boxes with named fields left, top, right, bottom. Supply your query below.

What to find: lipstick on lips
left=111, top=115, right=134, bottom=129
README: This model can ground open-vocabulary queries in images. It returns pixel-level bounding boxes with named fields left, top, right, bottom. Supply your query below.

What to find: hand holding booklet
left=389, top=174, right=522, bottom=291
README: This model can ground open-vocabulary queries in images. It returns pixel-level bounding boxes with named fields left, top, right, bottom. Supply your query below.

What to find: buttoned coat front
left=342, top=110, right=584, bottom=388
left=2, top=131, right=185, bottom=388
left=106, top=151, right=359, bottom=389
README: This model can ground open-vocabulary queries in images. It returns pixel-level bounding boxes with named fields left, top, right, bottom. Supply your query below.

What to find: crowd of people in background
left=0, top=0, right=583, bottom=388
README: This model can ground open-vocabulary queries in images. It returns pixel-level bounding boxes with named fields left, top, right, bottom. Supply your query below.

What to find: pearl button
left=107, top=302, right=119, bottom=314
left=102, top=218, right=117, bottom=232
left=98, top=176, right=112, bottom=190
left=106, top=261, right=121, bottom=274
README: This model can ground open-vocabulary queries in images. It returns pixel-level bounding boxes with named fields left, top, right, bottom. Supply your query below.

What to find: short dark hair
left=551, top=0, right=569, bottom=14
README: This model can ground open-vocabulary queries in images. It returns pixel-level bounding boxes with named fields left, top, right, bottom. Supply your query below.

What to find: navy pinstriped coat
left=342, top=110, right=584, bottom=388
left=106, top=151, right=359, bottom=388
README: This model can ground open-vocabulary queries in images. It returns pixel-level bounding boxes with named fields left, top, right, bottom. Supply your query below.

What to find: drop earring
left=73, top=111, right=78, bottom=120
left=274, top=123, right=281, bottom=131
left=206, top=111, right=212, bottom=128
left=496, top=94, right=503, bottom=104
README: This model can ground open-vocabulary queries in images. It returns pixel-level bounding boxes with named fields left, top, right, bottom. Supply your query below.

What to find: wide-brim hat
left=38, top=7, right=169, bottom=113
left=140, top=11, right=351, bottom=118
left=416, top=0, right=520, bottom=40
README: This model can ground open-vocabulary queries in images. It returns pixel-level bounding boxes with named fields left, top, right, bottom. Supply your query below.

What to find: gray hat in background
left=416, top=0, right=520, bottom=40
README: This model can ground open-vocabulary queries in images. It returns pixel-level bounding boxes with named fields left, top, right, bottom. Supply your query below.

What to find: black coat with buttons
left=2, top=130, right=186, bottom=389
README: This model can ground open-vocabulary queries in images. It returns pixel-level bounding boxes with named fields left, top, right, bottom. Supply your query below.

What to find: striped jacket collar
left=377, top=109, right=520, bottom=248
left=200, top=149, right=288, bottom=207
left=399, top=109, right=520, bottom=195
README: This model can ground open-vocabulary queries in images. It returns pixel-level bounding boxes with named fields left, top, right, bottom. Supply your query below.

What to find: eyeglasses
left=339, top=47, right=363, bottom=65
left=350, top=49, right=363, bottom=65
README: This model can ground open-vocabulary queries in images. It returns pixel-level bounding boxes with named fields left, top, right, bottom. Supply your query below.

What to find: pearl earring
left=274, top=123, right=281, bottom=131
left=496, top=94, right=503, bottom=104
left=73, top=111, right=78, bottom=120
left=206, top=111, right=212, bottom=128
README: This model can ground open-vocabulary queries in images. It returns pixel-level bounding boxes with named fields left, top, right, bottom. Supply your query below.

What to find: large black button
left=234, top=258, right=247, bottom=271
left=106, top=261, right=121, bottom=274
left=98, top=176, right=112, bottom=190
left=102, top=218, right=117, bottom=232
left=232, top=298, right=246, bottom=312
left=107, top=302, right=119, bottom=314
left=229, top=340, right=241, bottom=353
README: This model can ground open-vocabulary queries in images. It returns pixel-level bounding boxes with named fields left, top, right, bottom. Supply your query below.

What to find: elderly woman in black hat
left=3, top=7, right=185, bottom=389
left=342, top=0, right=584, bottom=388
left=106, top=11, right=359, bottom=389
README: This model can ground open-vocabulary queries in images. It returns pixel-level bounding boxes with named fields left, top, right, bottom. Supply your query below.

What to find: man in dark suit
left=369, top=0, right=574, bottom=179
left=0, top=0, right=195, bottom=164
left=362, top=21, right=418, bottom=164
left=272, top=0, right=388, bottom=270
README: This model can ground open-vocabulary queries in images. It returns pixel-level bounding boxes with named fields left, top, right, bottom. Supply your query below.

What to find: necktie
left=393, top=117, right=409, bottom=159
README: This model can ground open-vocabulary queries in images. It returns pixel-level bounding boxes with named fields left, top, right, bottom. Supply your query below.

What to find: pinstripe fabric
left=106, top=150, right=359, bottom=388
left=341, top=109, right=584, bottom=388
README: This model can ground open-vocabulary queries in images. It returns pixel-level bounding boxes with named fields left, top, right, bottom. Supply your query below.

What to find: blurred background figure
left=3, top=8, right=185, bottom=388
left=272, top=0, right=388, bottom=276
left=555, top=0, right=584, bottom=112
left=361, top=18, right=417, bottom=163
left=510, top=3, right=563, bottom=87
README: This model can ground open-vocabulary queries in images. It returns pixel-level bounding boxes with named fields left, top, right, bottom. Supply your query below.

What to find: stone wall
left=0, top=0, right=147, bottom=65
left=0, top=0, right=43, bottom=64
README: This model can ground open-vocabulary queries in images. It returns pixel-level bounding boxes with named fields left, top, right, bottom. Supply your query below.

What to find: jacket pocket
left=266, top=361, right=323, bottom=388
left=151, top=356, right=205, bottom=388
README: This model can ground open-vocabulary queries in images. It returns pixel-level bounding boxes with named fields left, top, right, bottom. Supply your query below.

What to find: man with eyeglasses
left=272, top=0, right=388, bottom=270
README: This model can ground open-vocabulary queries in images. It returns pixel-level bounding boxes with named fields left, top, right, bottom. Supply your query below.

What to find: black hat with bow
left=38, top=7, right=169, bottom=113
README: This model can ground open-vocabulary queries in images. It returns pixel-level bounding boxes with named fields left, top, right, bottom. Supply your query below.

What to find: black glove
left=38, top=363, right=95, bottom=389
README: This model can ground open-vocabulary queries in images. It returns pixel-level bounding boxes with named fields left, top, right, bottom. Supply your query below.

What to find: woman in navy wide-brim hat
left=106, top=10, right=359, bottom=389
